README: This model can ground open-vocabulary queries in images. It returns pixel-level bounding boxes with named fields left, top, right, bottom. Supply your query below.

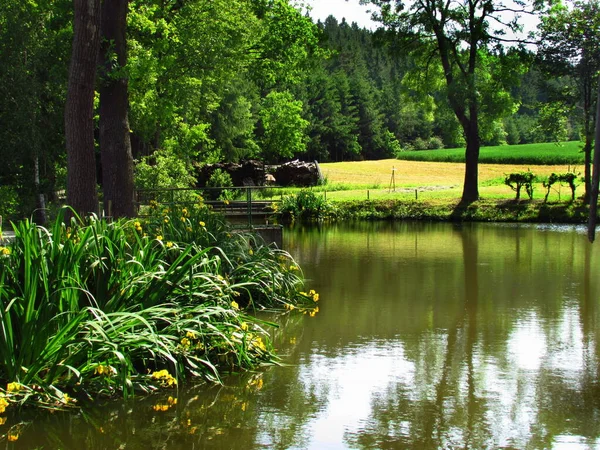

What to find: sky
left=304, top=0, right=377, bottom=29
left=304, top=0, right=540, bottom=39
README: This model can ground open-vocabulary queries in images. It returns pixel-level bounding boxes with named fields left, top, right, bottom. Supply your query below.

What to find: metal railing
left=135, top=186, right=281, bottom=227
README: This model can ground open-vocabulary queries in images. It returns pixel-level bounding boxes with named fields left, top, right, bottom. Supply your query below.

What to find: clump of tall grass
left=0, top=206, right=318, bottom=412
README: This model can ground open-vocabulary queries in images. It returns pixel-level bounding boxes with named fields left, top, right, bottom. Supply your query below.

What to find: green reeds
left=0, top=207, right=318, bottom=411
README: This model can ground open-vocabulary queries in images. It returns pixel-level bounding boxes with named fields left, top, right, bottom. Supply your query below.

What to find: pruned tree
left=361, top=0, right=545, bottom=203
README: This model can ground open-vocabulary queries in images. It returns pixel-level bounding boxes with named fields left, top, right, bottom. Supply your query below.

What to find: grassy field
left=395, top=141, right=584, bottom=165
left=318, top=158, right=585, bottom=203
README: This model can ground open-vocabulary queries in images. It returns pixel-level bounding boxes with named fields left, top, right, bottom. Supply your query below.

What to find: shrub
left=134, top=150, right=197, bottom=205
left=427, top=136, right=445, bottom=150
left=412, top=136, right=444, bottom=151
left=413, top=137, right=429, bottom=151
left=278, top=189, right=336, bottom=222
left=206, top=168, right=235, bottom=201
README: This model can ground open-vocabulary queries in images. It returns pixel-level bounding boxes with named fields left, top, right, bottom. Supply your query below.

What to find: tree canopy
left=360, top=0, right=545, bottom=202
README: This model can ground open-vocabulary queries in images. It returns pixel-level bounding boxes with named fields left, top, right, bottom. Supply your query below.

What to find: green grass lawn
left=396, top=141, right=584, bottom=165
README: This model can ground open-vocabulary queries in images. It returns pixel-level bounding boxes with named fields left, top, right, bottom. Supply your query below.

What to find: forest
left=0, top=0, right=598, bottom=220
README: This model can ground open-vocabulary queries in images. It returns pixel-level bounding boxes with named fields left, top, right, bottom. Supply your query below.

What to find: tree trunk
left=461, top=110, right=480, bottom=204
left=588, top=75, right=600, bottom=243
left=583, top=94, right=593, bottom=204
left=99, top=0, right=135, bottom=218
left=65, top=0, right=101, bottom=217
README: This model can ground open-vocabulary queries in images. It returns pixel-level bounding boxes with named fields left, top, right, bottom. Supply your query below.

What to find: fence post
left=247, top=187, right=252, bottom=227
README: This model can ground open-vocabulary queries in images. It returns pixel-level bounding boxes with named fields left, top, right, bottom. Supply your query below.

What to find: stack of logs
left=195, top=160, right=321, bottom=187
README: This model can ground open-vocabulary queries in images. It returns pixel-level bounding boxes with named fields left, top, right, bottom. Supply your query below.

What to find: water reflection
left=4, top=222, right=600, bottom=449
left=286, top=222, right=600, bottom=449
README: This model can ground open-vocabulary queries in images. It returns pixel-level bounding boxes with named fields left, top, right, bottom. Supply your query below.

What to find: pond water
left=7, top=222, right=600, bottom=449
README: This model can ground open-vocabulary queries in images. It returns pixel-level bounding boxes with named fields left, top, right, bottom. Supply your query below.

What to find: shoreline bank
left=334, top=198, right=592, bottom=224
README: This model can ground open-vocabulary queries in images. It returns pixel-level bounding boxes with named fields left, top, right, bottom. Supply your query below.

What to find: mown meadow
left=312, top=142, right=586, bottom=204
left=270, top=142, right=593, bottom=224
left=0, top=197, right=319, bottom=422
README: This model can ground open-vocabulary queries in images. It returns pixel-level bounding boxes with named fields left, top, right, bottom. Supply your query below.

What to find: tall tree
left=0, top=0, right=71, bottom=222
left=537, top=0, right=600, bottom=203
left=99, top=0, right=135, bottom=218
left=362, top=0, right=543, bottom=203
left=65, top=0, right=101, bottom=216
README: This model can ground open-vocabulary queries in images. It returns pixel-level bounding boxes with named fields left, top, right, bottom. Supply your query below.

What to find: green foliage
left=259, top=91, right=309, bottom=162
left=206, top=169, right=236, bottom=201
left=0, top=186, right=20, bottom=224
left=505, top=171, right=536, bottom=200
left=0, top=207, right=318, bottom=410
left=536, top=102, right=571, bottom=144
left=411, top=136, right=445, bottom=151
left=0, top=0, right=71, bottom=218
left=278, top=189, right=336, bottom=222
left=210, top=85, right=260, bottom=162
left=250, top=0, right=322, bottom=89
left=127, top=0, right=261, bottom=159
left=134, top=149, right=197, bottom=203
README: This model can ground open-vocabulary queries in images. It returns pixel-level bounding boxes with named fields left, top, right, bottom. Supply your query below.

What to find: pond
left=6, top=221, right=600, bottom=449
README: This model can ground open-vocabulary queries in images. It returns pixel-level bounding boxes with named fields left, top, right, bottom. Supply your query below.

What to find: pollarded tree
left=362, top=0, right=546, bottom=203
left=537, top=0, right=600, bottom=203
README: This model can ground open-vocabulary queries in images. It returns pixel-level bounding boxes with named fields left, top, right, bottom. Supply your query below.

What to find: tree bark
left=462, top=109, right=480, bottom=204
left=99, top=0, right=135, bottom=218
left=65, top=0, right=101, bottom=217
left=583, top=73, right=593, bottom=204
left=588, top=75, right=600, bottom=242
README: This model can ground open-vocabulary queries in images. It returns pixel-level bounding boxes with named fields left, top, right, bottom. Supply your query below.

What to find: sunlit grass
left=396, top=141, right=584, bottom=165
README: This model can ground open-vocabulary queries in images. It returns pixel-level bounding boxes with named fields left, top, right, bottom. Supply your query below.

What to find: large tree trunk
left=65, top=0, right=101, bottom=217
left=583, top=80, right=593, bottom=204
left=460, top=107, right=480, bottom=204
left=99, top=0, right=135, bottom=218
left=587, top=75, right=600, bottom=243
left=462, top=128, right=480, bottom=204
